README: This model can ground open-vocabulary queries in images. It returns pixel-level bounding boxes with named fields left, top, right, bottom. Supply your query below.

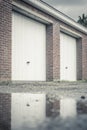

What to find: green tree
left=77, top=14, right=87, bottom=27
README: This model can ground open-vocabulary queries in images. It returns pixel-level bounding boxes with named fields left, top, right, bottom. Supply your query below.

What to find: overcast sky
left=42, top=0, right=87, bottom=21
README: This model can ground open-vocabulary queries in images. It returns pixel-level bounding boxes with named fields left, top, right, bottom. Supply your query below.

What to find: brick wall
left=53, top=21, right=60, bottom=80
left=76, top=38, right=82, bottom=80
left=0, top=0, right=12, bottom=81
left=82, top=34, right=87, bottom=80
left=0, top=93, right=11, bottom=130
left=46, top=24, right=53, bottom=81
left=0, top=0, right=87, bottom=81
left=46, top=21, right=61, bottom=81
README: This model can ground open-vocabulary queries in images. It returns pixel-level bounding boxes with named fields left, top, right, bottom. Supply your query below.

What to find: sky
left=42, top=0, right=87, bottom=21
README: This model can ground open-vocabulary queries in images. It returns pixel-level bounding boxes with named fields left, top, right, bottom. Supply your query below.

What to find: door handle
left=26, top=61, right=30, bottom=64
left=65, top=67, right=68, bottom=69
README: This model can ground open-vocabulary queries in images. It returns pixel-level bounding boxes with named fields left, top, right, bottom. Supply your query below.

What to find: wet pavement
left=0, top=91, right=87, bottom=130
left=0, top=81, right=87, bottom=98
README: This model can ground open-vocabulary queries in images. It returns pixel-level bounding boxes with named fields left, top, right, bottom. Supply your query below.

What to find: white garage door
left=60, top=32, right=76, bottom=81
left=12, top=12, right=46, bottom=81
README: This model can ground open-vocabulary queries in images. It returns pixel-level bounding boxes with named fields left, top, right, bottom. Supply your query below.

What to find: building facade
left=0, top=0, right=87, bottom=82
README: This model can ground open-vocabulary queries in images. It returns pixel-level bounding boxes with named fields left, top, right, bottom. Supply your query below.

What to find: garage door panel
left=12, top=12, right=46, bottom=81
left=60, top=33, right=76, bottom=81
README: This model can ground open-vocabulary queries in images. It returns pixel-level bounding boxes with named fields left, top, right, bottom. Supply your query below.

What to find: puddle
left=0, top=93, right=87, bottom=130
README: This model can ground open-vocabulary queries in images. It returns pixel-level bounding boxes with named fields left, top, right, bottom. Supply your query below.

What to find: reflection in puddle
left=0, top=93, right=87, bottom=130
left=60, top=98, right=77, bottom=118
left=11, top=93, right=46, bottom=130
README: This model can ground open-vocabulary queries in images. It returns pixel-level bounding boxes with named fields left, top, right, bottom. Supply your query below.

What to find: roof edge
left=22, top=0, right=87, bottom=34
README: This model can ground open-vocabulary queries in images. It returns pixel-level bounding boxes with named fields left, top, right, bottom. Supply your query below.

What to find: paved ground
left=0, top=81, right=87, bottom=99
